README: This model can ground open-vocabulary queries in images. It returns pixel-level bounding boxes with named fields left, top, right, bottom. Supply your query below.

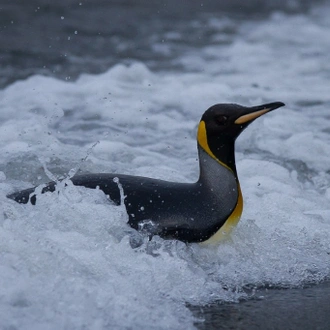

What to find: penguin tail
left=7, top=182, right=57, bottom=205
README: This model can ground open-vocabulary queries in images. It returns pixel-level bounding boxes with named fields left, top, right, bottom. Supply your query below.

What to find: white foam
left=1, top=4, right=330, bottom=329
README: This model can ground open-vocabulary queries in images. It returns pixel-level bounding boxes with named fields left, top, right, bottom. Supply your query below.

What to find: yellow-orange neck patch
left=197, top=120, right=243, bottom=245
left=197, top=120, right=232, bottom=172
left=201, top=184, right=243, bottom=245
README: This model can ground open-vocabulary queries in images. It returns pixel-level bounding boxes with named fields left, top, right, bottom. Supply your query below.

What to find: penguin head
left=197, top=102, right=285, bottom=171
left=199, top=102, right=284, bottom=141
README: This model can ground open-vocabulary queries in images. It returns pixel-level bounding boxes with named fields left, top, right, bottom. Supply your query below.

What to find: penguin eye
left=215, top=115, right=228, bottom=125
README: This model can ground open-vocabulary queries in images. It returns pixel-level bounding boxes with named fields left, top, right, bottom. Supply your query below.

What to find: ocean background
left=1, top=0, right=330, bottom=329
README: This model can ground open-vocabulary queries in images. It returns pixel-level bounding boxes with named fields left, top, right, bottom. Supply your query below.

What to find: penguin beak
left=234, top=102, right=285, bottom=125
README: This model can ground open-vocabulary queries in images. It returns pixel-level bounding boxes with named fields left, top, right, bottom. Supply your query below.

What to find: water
left=1, top=1, right=330, bottom=329
left=192, top=281, right=330, bottom=330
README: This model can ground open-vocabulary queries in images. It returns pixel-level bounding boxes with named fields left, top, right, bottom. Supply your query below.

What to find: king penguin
left=7, top=101, right=285, bottom=243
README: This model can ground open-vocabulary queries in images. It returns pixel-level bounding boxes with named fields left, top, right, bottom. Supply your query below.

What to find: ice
left=1, top=3, right=330, bottom=329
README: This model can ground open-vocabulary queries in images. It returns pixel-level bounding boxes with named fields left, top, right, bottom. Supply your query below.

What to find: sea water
left=1, top=1, right=330, bottom=329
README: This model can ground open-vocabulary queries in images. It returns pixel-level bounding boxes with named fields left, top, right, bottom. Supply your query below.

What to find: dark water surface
left=0, top=0, right=318, bottom=88
left=192, top=282, right=330, bottom=330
